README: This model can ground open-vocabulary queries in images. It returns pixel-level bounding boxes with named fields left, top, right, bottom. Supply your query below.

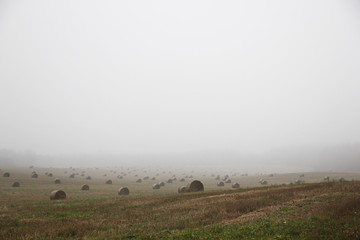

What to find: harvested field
left=0, top=167, right=360, bottom=239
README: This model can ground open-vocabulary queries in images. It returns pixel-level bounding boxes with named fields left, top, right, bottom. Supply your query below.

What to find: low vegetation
left=1, top=180, right=360, bottom=239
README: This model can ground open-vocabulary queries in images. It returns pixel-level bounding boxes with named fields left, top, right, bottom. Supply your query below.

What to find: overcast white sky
left=0, top=0, right=360, bottom=155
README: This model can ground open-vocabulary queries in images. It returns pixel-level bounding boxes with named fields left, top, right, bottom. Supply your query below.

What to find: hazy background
left=1, top=1, right=360, bottom=170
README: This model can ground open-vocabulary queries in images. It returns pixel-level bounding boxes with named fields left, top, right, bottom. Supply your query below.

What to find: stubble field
left=1, top=167, right=360, bottom=239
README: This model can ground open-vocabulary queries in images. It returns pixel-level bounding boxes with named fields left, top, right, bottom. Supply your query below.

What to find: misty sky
left=0, top=1, right=360, bottom=155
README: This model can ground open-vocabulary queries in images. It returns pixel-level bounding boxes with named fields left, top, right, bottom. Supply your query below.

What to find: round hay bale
left=217, top=181, right=224, bottom=187
left=261, top=180, right=268, bottom=185
left=118, top=187, right=130, bottom=195
left=339, top=177, right=345, bottom=182
left=12, top=182, right=20, bottom=187
left=143, top=176, right=149, bottom=180
left=105, top=180, right=112, bottom=184
left=81, top=184, right=90, bottom=190
left=3, top=172, right=10, bottom=177
left=48, top=173, right=53, bottom=177
left=180, top=178, right=185, bottom=182
left=151, top=177, right=156, bottom=180
left=31, top=173, right=38, bottom=178
left=54, top=178, right=61, bottom=184
left=188, top=180, right=204, bottom=192
left=159, top=181, right=165, bottom=187
left=152, top=183, right=160, bottom=189
left=232, top=183, right=240, bottom=188
left=86, top=176, right=92, bottom=180
left=136, top=179, right=142, bottom=183
left=178, top=186, right=189, bottom=193
left=50, top=190, right=66, bottom=200
left=225, top=179, right=231, bottom=183
left=167, top=179, right=173, bottom=183
left=69, top=173, right=75, bottom=178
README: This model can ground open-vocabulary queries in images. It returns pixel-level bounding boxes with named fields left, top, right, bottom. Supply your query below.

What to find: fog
left=1, top=1, right=360, bottom=170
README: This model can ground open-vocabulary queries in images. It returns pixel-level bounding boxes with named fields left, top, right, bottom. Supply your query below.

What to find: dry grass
left=1, top=167, right=360, bottom=239
left=0, top=180, right=359, bottom=239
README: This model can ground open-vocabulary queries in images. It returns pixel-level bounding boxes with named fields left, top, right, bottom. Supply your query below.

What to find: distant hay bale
left=159, top=181, right=165, bottom=187
left=187, top=180, right=204, bottom=192
left=3, top=172, right=10, bottom=177
left=324, top=176, right=330, bottom=182
left=178, top=186, right=189, bottom=193
left=151, top=177, right=156, bottom=180
left=50, top=190, right=66, bottom=200
left=152, top=183, right=160, bottom=189
left=172, top=177, right=177, bottom=181
left=54, top=178, right=61, bottom=184
left=295, top=179, right=301, bottom=184
left=117, top=175, right=123, bottom=179
left=31, top=173, right=38, bottom=178
left=143, top=176, right=149, bottom=180
left=86, top=176, right=92, bottom=180
left=118, top=187, right=130, bottom=195
left=299, top=174, right=305, bottom=178
left=232, top=183, right=240, bottom=188
left=81, top=184, right=90, bottom=190
left=105, top=180, right=112, bottom=184
left=259, top=179, right=268, bottom=185
left=217, top=181, right=224, bottom=187
left=269, top=174, right=274, bottom=177
left=180, top=178, right=185, bottom=182
left=48, top=173, right=53, bottom=177
left=339, top=177, right=345, bottom=182
left=225, top=179, right=231, bottom=183
left=167, top=179, right=173, bottom=183
left=69, top=173, right=75, bottom=178
left=136, top=179, right=142, bottom=183
left=12, top=182, right=20, bottom=187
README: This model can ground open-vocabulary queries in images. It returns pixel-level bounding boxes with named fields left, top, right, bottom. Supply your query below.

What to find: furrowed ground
left=1, top=181, right=360, bottom=239
left=1, top=167, right=360, bottom=239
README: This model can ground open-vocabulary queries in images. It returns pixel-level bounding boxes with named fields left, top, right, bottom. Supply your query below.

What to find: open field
left=1, top=167, right=360, bottom=239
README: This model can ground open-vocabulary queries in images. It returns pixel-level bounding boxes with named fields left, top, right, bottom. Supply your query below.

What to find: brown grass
left=1, top=167, right=360, bottom=239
